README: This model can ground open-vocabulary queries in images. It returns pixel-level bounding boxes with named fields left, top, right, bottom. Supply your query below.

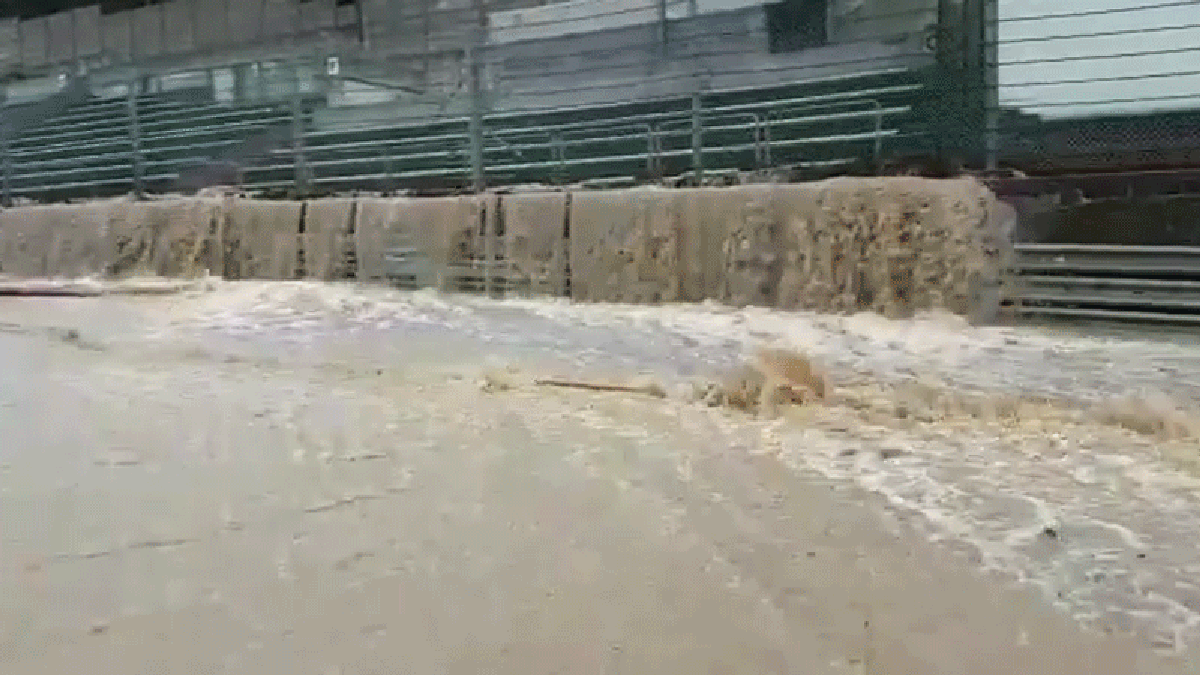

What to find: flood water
left=2, top=280, right=1199, bottom=674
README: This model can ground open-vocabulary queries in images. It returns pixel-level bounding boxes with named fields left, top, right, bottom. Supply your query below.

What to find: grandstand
left=243, top=67, right=935, bottom=194
left=2, top=86, right=321, bottom=201
left=0, top=0, right=975, bottom=202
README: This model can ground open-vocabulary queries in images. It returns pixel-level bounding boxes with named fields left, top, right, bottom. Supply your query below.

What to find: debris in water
left=533, top=377, right=667, bottom=399
left=693, top=347, right=828, bottom=416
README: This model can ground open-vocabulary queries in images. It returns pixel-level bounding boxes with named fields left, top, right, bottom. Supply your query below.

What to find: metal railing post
left=691, top=89, right=704, bottom=185
left=647, top=126, right=659, bottom=177
left=752, top=115, right=764, bottom=169
left=291, top=64, right=308, bottom=197
left=127, top=81, right=144, bottom=198
left=982, top=0, right=1000, bottom=171
left=483, top=199, right=495, bottom=298
left=1, top=123, right=13, bottom=208
left=467, top=26, right=486, bottom=194
left=552, top=131, right=566, bottom=177
left=872, top=100, right=883, bottom=168
left=763, top=114, right=773, bottom=167
left=657, top=0, right=669, bottom=58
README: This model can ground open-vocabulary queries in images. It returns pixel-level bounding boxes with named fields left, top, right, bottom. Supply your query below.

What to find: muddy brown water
left=1, top=282, right=1199, bottom=674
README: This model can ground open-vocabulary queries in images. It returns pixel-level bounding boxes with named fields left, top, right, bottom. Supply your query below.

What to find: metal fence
left=995, top=1, right=1200, bottom=175
left=458, top=0, right=956, bottom=189
left=3, top=0, right=1200, bottom=200
left=1010, top=244, right=1200, bottom=325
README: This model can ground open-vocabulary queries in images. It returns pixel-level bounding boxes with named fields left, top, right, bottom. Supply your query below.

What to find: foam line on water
left=137, top=281, right=1200, bottom=648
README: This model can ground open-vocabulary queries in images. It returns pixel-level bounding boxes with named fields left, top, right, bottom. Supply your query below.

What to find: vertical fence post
left=483, top=198, right=495, bottom=298
left=355, top=0, right=367, bottom=47
left=467, top=25, right=486, bottom=194
left=193, top=0, right=203, bottom=52
left=691, top=88, right=704, bottom=186
left=872, top=100, right=883, bottom=169
left=646, top=125, right=658, bottom=177
left=158, top=0, right=167, bottom=59
left=962, top=0, right=988, bottom=170
left=552, top=131, right=566, bottom=178
left=982, top=0, right=999, bottom=171
left=70, top=1, right=79, bottom=66
left=1, top=122, right=12, bottom=208
left=465, top=8, right=491, bottom=296
left=756, top=116, right=769, bottom=170
left=128, top=3, right=137, bottom=62
left=292, top=61, right=308, bottom=197
left=657, top=0, right=669, bottom=58
left=127, top=80, right=144, bottom=198
left=762, top=113, right=773, bottom=167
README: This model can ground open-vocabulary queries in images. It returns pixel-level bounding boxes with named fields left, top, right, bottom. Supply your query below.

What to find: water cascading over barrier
left=0, top=177, right=1012, bottom=323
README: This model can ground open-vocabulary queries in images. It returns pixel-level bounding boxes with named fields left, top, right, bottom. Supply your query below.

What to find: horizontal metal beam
left=1017, top=274, right=1200, bottom=289
left=1015, top=244, right=1200, bottom=255
left=1013, top=246, right=1200, bottom=276
left=1016, top=305, right=1200, bottom=325
left=1019, top=291, right=1200, bottom=311
left=1010, top=244, right=1200, bottom=325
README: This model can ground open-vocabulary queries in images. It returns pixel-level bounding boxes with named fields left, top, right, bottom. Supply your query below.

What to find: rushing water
left=140, top=280, right=1200, bottom=651
left=6, top=280, right=1200, bottom=666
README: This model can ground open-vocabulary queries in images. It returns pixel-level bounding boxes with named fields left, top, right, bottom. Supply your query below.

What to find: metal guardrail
left=382, top=245, right=564, bottom=297
left=382, top=247, right=438, bottom=289
left=1010, top=244, right=1200, bottom=324
left=3, top=95, right=314, bottom=199
left=2, top=64, right=921, bottom=200
left=241, top=93, right=906, bottom=191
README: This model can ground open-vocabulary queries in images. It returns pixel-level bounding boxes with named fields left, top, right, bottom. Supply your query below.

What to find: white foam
left=123, top=280, right=1200, bottom=648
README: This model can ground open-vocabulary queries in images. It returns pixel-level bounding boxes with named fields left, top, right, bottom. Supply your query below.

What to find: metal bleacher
left=243, top=67, right=933, bottom=193
left=1, top=66, right=934, bottom=200
left=3, top=87, right=307, bottom=201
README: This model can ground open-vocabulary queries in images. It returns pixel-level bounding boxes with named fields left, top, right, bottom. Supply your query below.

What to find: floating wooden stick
left=533, top=378, right=667, bottom=398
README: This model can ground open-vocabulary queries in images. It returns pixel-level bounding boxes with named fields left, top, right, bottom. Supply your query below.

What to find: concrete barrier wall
left=46, top=11, right=74, bottom=64
left=100, top=12, right=132, bottom=61
left=131, top=5, right=164, bottom=58
left=0, top=19, right=18, bottom=73
left=0, top=203, right=108, bottom=278
left=74, top=6, right=102, bottom=58
left=105, top=198, right=224, bottom=278
left=568, top=187, right=683, bottom=304
left=0, top=178, right=1009, bottom=320
left=20, top=17, right=48, bottom=67
left=298, top=0, right=336, bottom=33
left=163, top=0, right=197, bottom=55
left=353, top=197, right=402, bottom=283
left=352, top=195, right=475, bottom=289
left=227, top=0, right=262, bottom=45
left=260, top=0, right=298, bottom=39
left=194, top=0, right=229, bottom=49
left=676, top=187, right=746, bottom=302
left=399, top=195, right=480, bottom=281
left=303, top=198, right=356, bottom=281
left=503, top=191, right=569, bottom=296
left=716, top=178, right=1005, bottom=318
left=223, top=198, right=304, bottom=280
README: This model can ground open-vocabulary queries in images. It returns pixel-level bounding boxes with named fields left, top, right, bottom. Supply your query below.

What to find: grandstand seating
left=1, top=66, right=934, bottom=200
left=3, top=87, right=312, bottom=201
left=246, top=66, right=934, bottom=194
